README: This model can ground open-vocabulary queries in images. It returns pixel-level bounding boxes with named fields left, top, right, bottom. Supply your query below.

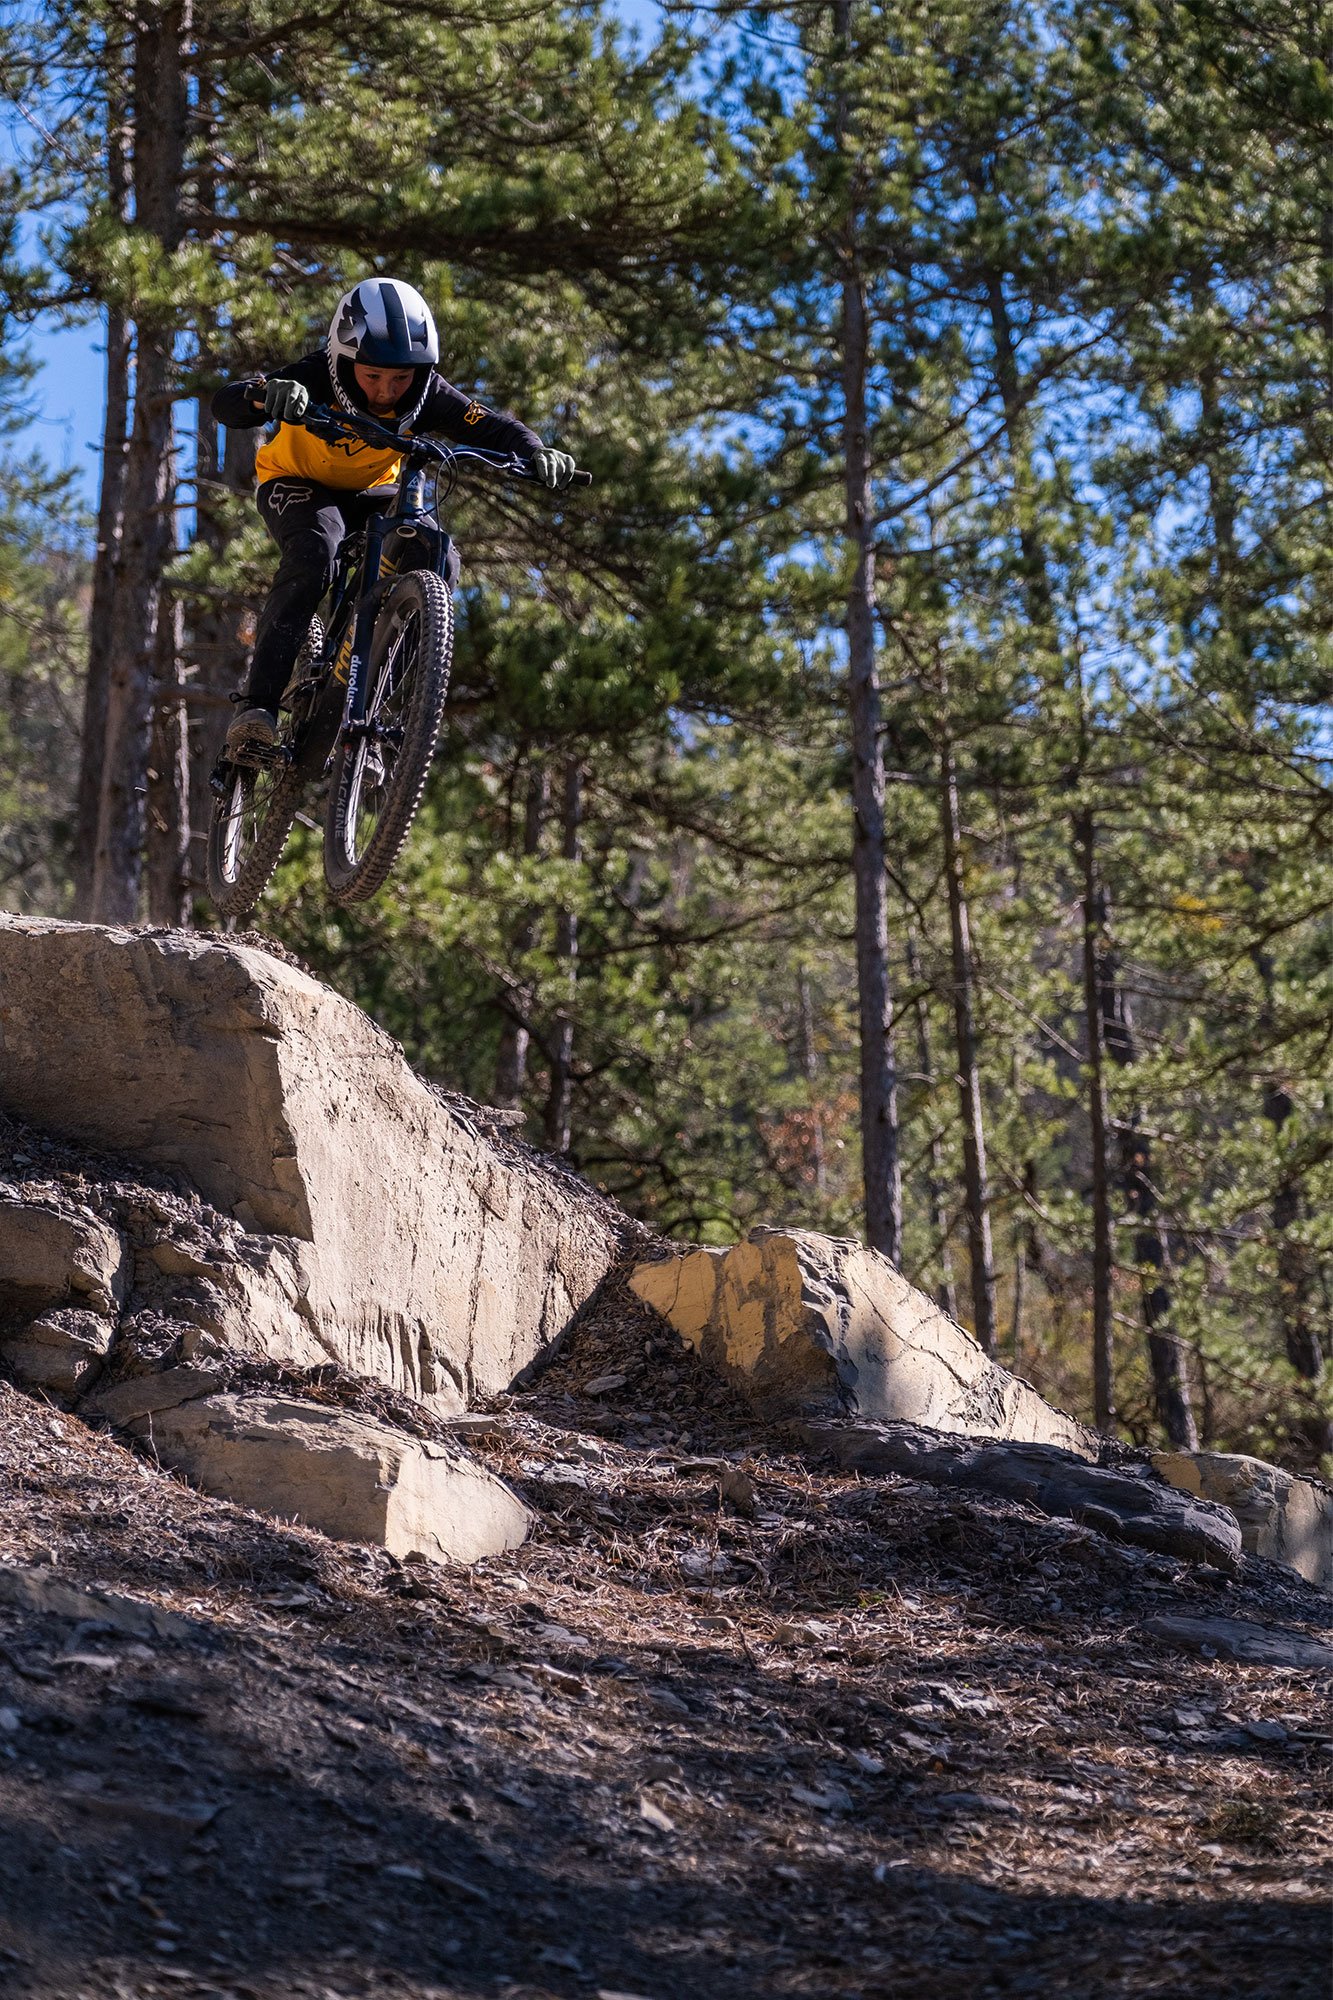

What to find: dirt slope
left=0, top=1285, right=1328, bottom=2000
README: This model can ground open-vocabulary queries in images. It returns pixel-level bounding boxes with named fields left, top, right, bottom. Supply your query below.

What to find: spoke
left=344, top=607, right=421, bottom=862
left=219, top=762, right=283, bottom=884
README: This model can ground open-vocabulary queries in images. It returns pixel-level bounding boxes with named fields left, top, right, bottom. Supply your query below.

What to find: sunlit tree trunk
left=1078, top=811, right=1116, bottom=1433
left=91, top=1, right=189, bottom=921
left=74, top=97, right=130, bottom=919
left=940, top=724, right=996, bottom=1352
left=907, top=931, right=957, bottom=1320
left=145, top=581, right=190, bottom=925
left=796, top=967, right=827, bottom=1199
left=1098, top=939, right=1198, bottom=1450
left=1254, top=946, right=1331, bottom=1457
left=835, top=0, right=901, bottom=1262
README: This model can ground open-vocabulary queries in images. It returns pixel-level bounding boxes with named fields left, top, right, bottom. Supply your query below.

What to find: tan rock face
left=0, top=1194, right=129, bottom=1317
left=138, top=1227, right=325, bottom=1371
left=631, top=1227, right=1094, bottom=1455
left=2, top=1308, right=116, bottom=1397
left=128, top=1392, right=531, bottom=1564
left=1153, top=1450, right=1333, bottom=1593
left=0, top=918, right=625, bottom=1410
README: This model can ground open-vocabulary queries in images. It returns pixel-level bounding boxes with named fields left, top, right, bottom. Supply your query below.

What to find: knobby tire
left=206, top=617, right=322, bottom=920
left=323, top=571, right=453, bottom=904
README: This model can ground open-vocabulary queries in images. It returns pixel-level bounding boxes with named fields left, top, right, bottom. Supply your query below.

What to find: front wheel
left=206, top=758, right=305, bottom=920
left=323, top=570, right=453, bottom=904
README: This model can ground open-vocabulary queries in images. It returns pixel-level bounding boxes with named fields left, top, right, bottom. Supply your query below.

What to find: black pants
left=246, top=478, right=460, bottom=710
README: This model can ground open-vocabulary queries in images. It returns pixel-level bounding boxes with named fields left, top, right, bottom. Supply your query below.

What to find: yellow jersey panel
left=255, top=420, right=403, bottom=491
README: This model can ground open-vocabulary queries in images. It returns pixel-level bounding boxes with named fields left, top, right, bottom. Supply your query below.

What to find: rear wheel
left=206, top=618, right=321, bottom=920
left=323, top=571, right=453, bottom=904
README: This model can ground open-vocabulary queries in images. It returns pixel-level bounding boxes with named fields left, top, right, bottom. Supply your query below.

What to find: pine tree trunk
left=73, top=106, right=130, bottom=920
left=1090, top=891, right=1197, bottom=1446
left=1078, top=810, right=1116, bottom=1432
left=145, top=587, right=190, bottom=925
left=1010, top=1223, right=1027, bottom=1368
left=542, top=757, right=581, bottom=1155
left=90, top=2, right=189, bottom=922
left=188, top=393, right=224, bottom=865
left=1013, top=1158, right=1039, bottom=1366
left=906, top=932, right=957, bottom=1321
left=1122, top=1124, right=1198, bottom=1449
left=1253, top=947, right=1331, bottom=1456
left=495, top=758, right=549, bottom=1110
left=835, top=22, right=901, bottom=1261
left=1198, top=310, right=1328, bottom=1453
left=940, top=729, right=996, bottom=1352
left=796, top=968, right=827, bottom=1200
left=189, top=404, right=258, bottom=879
left=985, top=265, right=1124, bottom=1420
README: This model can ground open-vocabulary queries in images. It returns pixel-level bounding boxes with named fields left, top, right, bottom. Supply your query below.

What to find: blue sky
left=8, top=0, right=665, bottom=502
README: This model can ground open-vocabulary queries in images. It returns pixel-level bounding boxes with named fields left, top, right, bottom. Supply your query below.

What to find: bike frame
left=207, top=405, right=544, bottom=800
left=213, top=401, right=581, bottom=797
left=296, top=403, right=538, bottom=767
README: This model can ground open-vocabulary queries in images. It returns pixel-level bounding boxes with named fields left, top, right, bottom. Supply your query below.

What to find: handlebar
left=259, top=393, right=592, bottom=488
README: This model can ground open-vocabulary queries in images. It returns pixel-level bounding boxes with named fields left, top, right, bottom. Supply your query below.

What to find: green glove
left=263, top=378, right=310, bottom=424
left=531, top=447, right=576, bottom=490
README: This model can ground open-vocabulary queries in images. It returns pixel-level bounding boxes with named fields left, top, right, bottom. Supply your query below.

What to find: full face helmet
left=327, top=278, right=439, bottom=426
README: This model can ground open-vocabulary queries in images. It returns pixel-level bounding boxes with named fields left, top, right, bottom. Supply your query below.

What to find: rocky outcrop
left=0, top=917, right=627, bottom=1411
left=2, top=1308, right=117, bottom=1397
left=1141, top=1613, right=1333, bottom=1671
left=631, top=1228, right=1093, bottom=1454
left=0, top=1191, right=129, bottom=1317
left=0, top=1188, right=131, bottom=1396
left=806, top=1420, right=1244, bottom=1570
left=0, top=1563, right=202, bottom=1640
left=1153, top=1450, right=1333, bottom=1593
left=127, top=1393, right=531, bottom=1563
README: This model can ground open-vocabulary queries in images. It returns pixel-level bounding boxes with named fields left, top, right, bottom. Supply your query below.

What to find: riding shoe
left=227, top=706, right=279, bottom=755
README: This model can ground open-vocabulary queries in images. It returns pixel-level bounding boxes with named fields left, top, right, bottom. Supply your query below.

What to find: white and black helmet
left=328, top=278, right=439, bottom=425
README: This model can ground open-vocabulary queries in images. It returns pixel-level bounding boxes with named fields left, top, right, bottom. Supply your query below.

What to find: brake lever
left=508, top=461, right=594, bottom=489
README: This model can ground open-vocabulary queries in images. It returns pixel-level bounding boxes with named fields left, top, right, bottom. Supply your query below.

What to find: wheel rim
left=217, top=762, right=284, bottom=885
left=343, top=606, right=420, bottom=865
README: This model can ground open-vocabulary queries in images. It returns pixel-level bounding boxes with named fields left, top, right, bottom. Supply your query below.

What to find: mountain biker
left=211, top=277, right=576, bottom=756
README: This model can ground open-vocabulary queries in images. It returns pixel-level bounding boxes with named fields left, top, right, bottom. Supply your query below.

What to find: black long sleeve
left=211, top=351, right=542, bottom=461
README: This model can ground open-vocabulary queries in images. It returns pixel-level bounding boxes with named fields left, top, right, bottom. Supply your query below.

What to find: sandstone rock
left=1153, top=1450, right=1333, bottom=1593
left=126, top=1392, right=531, bottom=1563
left=0, top=1192, right=128, bottom=1317
left=1141, top=1613, right=1333, bottom=1671
left=1, top=1307, right=116, bottom=1398
left=805, top=1420, right=1243, bottom=1569
left=140, top=1228, right=325, bottom=1372
left=84, top=1365, right=225, bottom=1427
left=0, top=919, right=626, bottom=1409
left=631, top=1228, right=1092, bottom=1453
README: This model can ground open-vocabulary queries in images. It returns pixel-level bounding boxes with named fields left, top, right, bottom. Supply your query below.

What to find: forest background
left=0, top=0, right=1328, bottom=1473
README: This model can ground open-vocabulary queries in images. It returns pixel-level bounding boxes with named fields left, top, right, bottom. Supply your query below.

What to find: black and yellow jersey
left=211, top=351, right=543, bottom=492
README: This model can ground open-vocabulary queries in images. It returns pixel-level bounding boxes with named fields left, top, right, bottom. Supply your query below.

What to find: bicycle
left=207, top=402, right=589, bottom=917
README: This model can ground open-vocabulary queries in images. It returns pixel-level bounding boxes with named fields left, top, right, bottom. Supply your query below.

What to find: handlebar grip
left=569, top=469, right=593, bottom=488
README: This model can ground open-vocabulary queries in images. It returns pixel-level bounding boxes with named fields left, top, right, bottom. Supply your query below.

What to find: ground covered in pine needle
left=0, top=1284, right=1329, bottom=2000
